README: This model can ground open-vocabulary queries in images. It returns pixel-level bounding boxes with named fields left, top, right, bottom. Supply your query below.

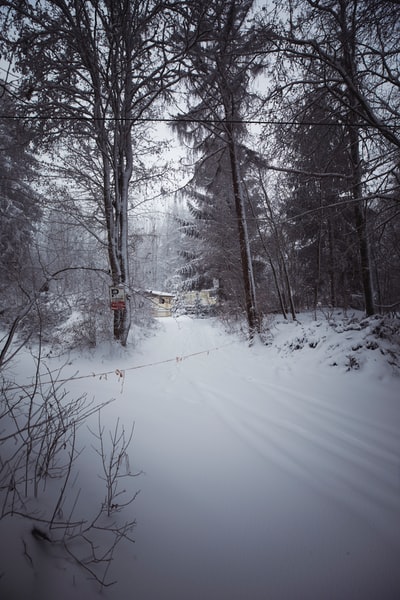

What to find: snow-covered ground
left=1, top=311, right=400, bottom=599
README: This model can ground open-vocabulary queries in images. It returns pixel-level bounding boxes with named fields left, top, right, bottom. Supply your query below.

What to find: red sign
left=111, top=300, right=126, bottom=310
left=109, top=286, right=126, bottom=310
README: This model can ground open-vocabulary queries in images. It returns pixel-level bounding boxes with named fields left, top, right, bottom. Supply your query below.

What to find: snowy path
left=1, top=315, right=400, bottom=599
left=95, top=316, right=400, bottom=600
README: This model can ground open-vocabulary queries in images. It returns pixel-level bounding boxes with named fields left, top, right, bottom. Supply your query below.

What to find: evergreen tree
left=0, top=88, right=41, bottom=293
left=171, top=0, right=270, bottom=340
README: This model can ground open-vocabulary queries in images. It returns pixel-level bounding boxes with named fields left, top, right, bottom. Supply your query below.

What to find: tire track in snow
left=138, top=317, right=400, bottom=542
left=191, top=377, right=400, bottom=543
left=240, top=375, right=399, bottom=467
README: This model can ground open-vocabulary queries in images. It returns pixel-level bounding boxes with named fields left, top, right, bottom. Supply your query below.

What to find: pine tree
left=171, top=0, right=270, bottom=340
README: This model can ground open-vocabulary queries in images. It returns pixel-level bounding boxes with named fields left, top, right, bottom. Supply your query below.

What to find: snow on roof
left=145, top=290, right=175, bottom=297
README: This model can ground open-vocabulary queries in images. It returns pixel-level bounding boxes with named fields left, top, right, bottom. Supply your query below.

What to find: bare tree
left=263, top=0, right=400, bottom=315
left=0, top=0, right=194, bottom=344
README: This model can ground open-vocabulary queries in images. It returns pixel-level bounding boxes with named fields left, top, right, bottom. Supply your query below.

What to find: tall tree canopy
left=261, top=0, right=400, bottom=315
left=0, top=0, right=399, bottom=345
left=0, top=87, right=41, bottom=290
left=171, top=0, right=270, bottom=340
left=0, top=0, right=193, bottom=344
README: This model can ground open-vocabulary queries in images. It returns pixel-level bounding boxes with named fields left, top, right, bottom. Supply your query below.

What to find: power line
left=0, top=113, right=396, bottom=128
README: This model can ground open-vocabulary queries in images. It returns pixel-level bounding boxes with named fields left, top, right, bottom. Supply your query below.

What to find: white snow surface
left=1, top=312, right=400, bottom=600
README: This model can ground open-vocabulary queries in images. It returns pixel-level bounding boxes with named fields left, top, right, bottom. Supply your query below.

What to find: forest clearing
left=1, top=313, right=399, bottom=599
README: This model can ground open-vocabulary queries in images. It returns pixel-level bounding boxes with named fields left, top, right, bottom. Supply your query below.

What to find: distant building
left=145, top=290, right=175, bottom=317
left=179, top=288, right=218, bottom=315
left=144, top=285, right=219, bottom=318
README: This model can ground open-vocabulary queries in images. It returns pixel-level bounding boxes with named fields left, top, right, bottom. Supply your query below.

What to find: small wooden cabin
left=145, top=290, right=175, bottom=317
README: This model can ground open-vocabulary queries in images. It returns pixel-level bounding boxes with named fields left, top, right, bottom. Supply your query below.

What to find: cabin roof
left=145, top=290, right=175, bottom=298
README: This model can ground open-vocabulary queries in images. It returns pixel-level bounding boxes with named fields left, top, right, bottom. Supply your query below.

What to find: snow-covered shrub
left=345, top=354, right=360, bottom=371
left=52, top=297, right=111, bottom=350
left=0, top=363, right=137, bottom=588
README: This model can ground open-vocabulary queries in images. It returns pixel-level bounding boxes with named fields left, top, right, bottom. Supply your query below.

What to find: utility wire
left=0, top=113, right=396, bottom=128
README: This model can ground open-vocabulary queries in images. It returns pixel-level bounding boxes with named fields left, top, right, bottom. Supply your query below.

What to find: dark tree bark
left=227, top=124, right=259, bottom=337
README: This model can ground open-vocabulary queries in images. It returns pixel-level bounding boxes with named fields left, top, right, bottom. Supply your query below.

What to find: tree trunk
left=247, top=177, right=287, bottom=319
left=313, top=196, right=323, bottom=317
left=348, top=120, right=375, bottom=316
left=227, top=130, right=259, bottom=341
left=101, top=134, right=132, bottom=345
left=259, top=172, right=296, bottom=320
left=269, top=258, right=287, bottom=319
left=338, top=2, right=375, bottom=317
left=327, top=217, right=336, bottom=307
left=281, top=256, right=296, bottom=320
